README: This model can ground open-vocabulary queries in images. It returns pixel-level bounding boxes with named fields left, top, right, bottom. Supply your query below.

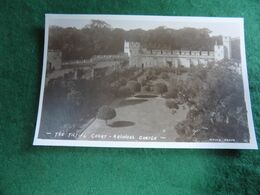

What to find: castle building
left=124, top=36, right=232, bottom=68
left=46, top=36, right=233, bottom=82
left=222, top=36, right=232, bottom=59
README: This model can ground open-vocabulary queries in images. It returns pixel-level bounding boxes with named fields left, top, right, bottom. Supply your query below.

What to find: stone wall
left=124, top=36, right=231, bottom=68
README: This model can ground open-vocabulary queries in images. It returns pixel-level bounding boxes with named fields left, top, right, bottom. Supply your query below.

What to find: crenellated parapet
left=124, top=36, right=231, bottom=68
left=141, top=49, right=215, bottom=58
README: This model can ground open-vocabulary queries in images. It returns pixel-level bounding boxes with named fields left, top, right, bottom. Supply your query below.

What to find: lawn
left=78, top=95, right=188, bottom=141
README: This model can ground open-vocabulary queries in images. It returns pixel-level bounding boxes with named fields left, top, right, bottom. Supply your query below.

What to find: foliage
left=165, top=78, right=184, bottom=99
left=175, top=121, right=192, bottom=138
left=164, top=88, right=178, bottom=99
left=142, top=85, right=151, bottom=92
left=110, top=81, right=121, bottom=89
left=160, top=72, right=169, bottom=80
left=48, top=20, right=233, bottom=62
left=96, top=105, right=116, bottom=124
left=39, top=77, right=116, bottom=138
left=144, top=69, right=157, bottom=80
left=175, top=61, right=249, bottom=142
left=110, top=78, right=127, bottom=89
left=154, top=82, right=168, bottom=96
left=127, top=81, right=141, bottom=93
left=117, top=86, right=132, bottom=97
left=137, top=76, right=147, bottom=86
left=118, top=78, right=127, bottom=86
left=165, top=99, right=179, bottom=109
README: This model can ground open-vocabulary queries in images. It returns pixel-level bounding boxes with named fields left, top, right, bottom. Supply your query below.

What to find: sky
left=48, top=15, right=242, bottom=38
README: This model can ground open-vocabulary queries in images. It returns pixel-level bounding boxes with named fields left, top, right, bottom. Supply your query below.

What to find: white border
left=33, top=14, right=258, bottom=149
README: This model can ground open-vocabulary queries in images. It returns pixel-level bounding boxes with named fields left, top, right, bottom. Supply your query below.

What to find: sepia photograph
left=33, top=14, right=257, bottom=149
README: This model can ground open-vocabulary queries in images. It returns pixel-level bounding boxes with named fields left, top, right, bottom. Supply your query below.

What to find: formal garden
left=39, top=59, right=249, bottom=143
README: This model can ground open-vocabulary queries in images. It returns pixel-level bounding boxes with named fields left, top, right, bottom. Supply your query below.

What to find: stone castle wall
left=124, top=36, right=231, bottom=68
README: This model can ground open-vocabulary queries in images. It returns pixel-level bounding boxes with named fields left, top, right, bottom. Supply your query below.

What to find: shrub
left=118, top=78, right=127, bottom=86
left=164, top=89, right=178, bottom=99
left=77, top=69, right=87, bottom=79
left=154, top=82, right=168, bottom=96
left=144, top=69, right=157, bottom=80
left=138, top=76, right=147, bottom=86
left=145, top=69, right=153, bottom=76
left=110, top=78, right=128, bottom=90
left=160, top=72, right=169, bottom=80
left=175, top=121, right=191, bottom=137
left=142, top=85, right=151, bottom=92
left=97, top=105, right=116, bottom=125
left=154, top=68, right=161, bottom=76
left=64, top=72, right=74, bottom=80
left=165, top=99, right=179, bottom=109
left=134, top=70, right=141, bottom=77
left=117, top=86, right=132, bottom=97
left=110, top=81, right=120, bottom=89
left=176, top=97, right=185, bottom=105
left=165, top=78, right=184, bottom=99
left=147, top=75, right=157, bottom=81
left=127, top=81, right=141, bottom=93
left=175, top=122, right=186, bottom=136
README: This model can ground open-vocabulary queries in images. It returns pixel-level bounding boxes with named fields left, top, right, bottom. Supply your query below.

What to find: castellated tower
left=222, top=36, right=232, bottom=59
left=124, top=41, right=141, bottom=56
left=214, top=36, right=232, bottom=61
left=124, top=41, right=141, bottom=66
left=214, top=43, right=225, bottom=61
left=124, top=41, right=130, bottom=56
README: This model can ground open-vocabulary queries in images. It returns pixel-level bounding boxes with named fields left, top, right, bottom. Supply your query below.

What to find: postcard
left=33, top=14, right=257, bottom=149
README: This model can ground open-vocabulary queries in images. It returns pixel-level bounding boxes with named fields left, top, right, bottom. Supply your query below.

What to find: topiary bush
left=142, top=85, right=151, bottom=92
left=118, top=78, right=127, bottom=86
left=127, top=81, right=141, bottom=93
left=117, top=86, right=132, bottom=97
left=144, top=69, right=157, bottom=80
left=154, top=82, right=168, bottom=96
left=96, top=105, right=116, bottom=125
left=138, top=76, right=147, bottom=86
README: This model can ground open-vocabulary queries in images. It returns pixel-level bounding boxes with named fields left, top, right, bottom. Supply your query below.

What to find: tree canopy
left=175, top=61, right=248, bottom=142
left=48, top=19, right=240, bottom=62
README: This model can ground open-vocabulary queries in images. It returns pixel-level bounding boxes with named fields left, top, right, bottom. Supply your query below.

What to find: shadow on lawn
left=109, top=121, right=135, bottom=128
left=135, top=94, right=158, bottom=98
left=117, top=99, right=148, bottom=107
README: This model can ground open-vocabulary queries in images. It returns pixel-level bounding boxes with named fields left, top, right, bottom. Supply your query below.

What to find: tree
left=144, top=69, right=157, bottom=80
left=137, top=76, right=147, bottom=86
left=127, top=81, right=141, bottom=93
left=118, top=78, right=127, bottom=86
left=154, top=82, right=168, bottom=96
left=165, top=79, right=179, bottom=99
left=48, top=21, right=216, bottom=62
left=117, top=86, right=132, bottom=97
left=142, top=85, right=151, bottom=92
left=175, top=61, right=249, bottom=142
left=84, top=20, right=112, bottom=29
left=97, top=106, right=116, bottom=125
